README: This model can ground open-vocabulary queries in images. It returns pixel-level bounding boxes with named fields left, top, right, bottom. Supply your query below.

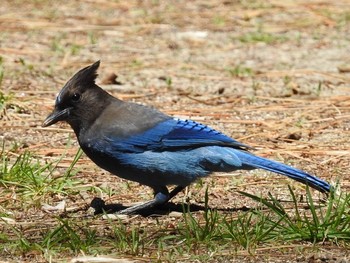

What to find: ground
left=0, top=0, right=350, bottom=262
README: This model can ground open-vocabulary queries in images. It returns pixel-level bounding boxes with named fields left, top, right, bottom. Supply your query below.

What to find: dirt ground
left=1, top=0, right=350, bottom=262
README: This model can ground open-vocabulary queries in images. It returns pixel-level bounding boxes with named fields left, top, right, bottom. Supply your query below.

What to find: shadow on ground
left=89, top=197, right=251, bottom=217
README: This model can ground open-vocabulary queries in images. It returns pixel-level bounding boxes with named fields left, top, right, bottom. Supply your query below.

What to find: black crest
left=67, top=60, right=100, bottom=88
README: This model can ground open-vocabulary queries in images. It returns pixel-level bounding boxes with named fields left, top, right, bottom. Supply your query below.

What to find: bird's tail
left=233, top=150, right=331, bottom=192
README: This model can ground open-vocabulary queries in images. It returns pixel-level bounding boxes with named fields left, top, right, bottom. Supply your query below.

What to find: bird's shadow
left=90, top=197, right=251, bottom=217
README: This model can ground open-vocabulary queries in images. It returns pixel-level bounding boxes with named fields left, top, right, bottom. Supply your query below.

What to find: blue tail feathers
left=232, top=150, right=331, bottom=192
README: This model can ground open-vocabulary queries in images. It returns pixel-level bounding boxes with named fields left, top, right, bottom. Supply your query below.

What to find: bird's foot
left=113, top=185, right=186, bottom=215
left=117, top=192, right=169, bottom=215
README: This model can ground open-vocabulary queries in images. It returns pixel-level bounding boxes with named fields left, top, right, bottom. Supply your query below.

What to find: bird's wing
left=105, top=118, right=250, bottom=152
left=159, top=119, right=249, bottom=149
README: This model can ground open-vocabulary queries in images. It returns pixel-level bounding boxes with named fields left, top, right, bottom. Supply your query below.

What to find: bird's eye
left=71, top=93, right=81, bottom=102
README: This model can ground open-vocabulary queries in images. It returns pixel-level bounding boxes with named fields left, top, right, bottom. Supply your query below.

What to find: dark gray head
left=43, top=61, right=114, bottom=134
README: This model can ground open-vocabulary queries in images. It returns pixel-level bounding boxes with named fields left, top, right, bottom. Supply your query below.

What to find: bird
left=43, top=61, right=331, bottom=215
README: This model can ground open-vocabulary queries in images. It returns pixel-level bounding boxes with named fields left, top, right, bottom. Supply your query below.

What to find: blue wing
left=160, top=119, right=249, bottom=149
left=104, top=118, right=250, bottom=153
left=98, top=118, right=331, bottom=193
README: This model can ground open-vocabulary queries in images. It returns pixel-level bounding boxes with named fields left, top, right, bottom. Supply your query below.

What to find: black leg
left=168, top=185, right=186, bottom=200
left=117, top=185, right=186, bottom=215
left=117, top=191, right=168, bottom=215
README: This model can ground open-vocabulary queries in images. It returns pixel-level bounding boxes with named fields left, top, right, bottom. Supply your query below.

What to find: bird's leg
left=117, top=185, right=185, bottom=215
left=168, top=185, right=185, bottom=200
left=117, top=192, right=167, bottom=215
left=117, top=187, right=170, bottom=215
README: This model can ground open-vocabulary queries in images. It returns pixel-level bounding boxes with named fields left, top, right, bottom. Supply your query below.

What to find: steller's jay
left=43, top=61, right=331, bottom=214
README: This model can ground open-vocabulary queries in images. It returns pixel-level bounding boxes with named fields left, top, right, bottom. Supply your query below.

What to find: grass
left=41, top=218, right=99, bottom=254
left=0, top=91, right=11, bottom=115
left=225, top=65, right=254, bottom=77
left=178, top=186, right=350, bottom=251
left=0, top=148, right=349, bottom=261
left=238, top=30, right=288, bottom=44
left=0, top=147, right=83, bottom=207
left=239, top=186, right=350, bottom=243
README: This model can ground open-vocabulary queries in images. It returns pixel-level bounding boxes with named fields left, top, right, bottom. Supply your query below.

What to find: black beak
left=42, top=107, right=72, bottom=127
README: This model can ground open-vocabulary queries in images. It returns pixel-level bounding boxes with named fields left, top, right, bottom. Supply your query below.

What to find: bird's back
left=79, top=100, right=171, bottom=145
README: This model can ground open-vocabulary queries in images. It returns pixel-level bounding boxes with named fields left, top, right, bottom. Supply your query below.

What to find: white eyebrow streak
left=56, top=90, right=63, bottom=104
left=56, top=85, right=69, bottom=104
left=56, top=92, right=61, bottom=104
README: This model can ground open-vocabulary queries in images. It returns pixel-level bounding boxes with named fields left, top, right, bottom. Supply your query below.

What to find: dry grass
left=1, top=0, right=350, bottom=262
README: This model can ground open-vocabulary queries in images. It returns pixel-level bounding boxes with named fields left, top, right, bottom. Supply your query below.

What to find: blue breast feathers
left=103, top=118, right=249, bottom=153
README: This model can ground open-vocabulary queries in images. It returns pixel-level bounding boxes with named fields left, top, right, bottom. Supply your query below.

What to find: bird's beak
left=42, top=107, right=72, bottom=127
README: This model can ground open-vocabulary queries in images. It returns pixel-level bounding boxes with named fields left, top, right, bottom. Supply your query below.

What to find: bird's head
left=43, top=61, right=112, bottom=133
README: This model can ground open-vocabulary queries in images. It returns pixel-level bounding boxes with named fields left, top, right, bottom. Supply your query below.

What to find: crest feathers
left=68, top=60, right=100, bottom=87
